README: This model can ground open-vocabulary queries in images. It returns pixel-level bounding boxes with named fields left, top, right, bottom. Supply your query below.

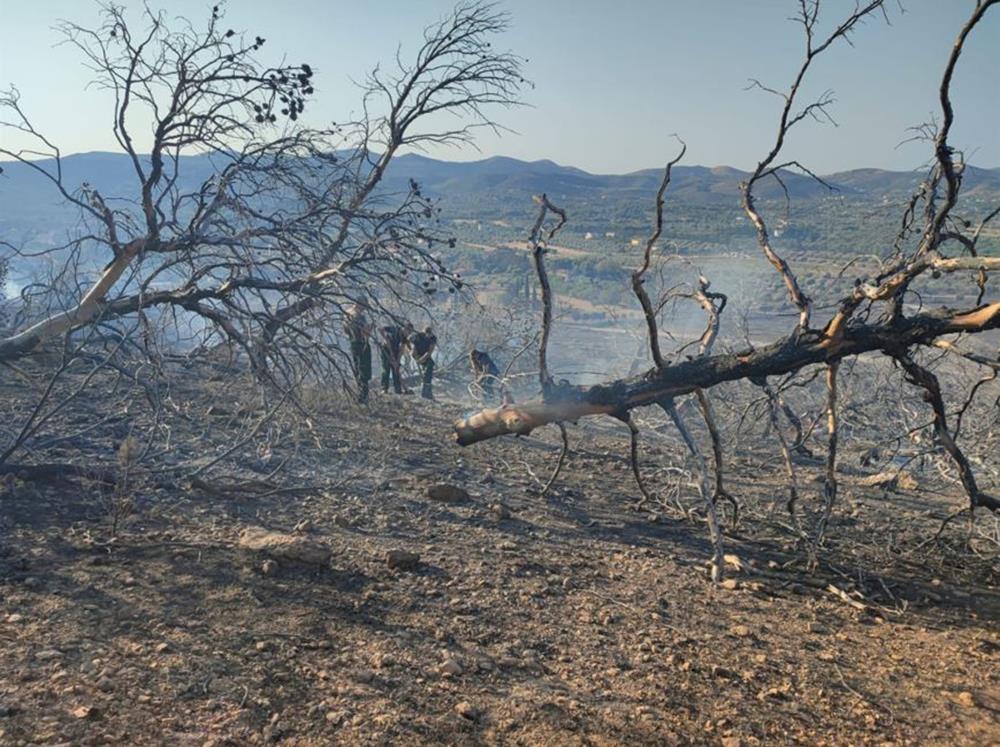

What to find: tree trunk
left=454, top=302, right=1000, bottom=446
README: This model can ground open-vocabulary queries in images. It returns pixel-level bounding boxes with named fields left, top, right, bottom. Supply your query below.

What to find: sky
left=0, top=0, right=997, bottom=174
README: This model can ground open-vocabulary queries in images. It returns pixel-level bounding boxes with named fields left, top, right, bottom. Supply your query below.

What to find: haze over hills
left=2, top=151, right=999, bottom=281
left=384, top=153, right=1000, bottom=201
left=3, top=151, right=1000, bottom=220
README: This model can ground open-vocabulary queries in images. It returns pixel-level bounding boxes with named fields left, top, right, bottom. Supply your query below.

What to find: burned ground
left=0, top=373, right=997, bottom=746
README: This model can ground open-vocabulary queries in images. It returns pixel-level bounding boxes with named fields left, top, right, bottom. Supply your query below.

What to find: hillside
left=1, top=367, right=998, bottom=745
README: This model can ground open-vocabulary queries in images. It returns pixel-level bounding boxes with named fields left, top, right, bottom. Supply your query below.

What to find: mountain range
left=2, top=151, right=999, bottom=238
left=384, top=154, right=1000, bottom=205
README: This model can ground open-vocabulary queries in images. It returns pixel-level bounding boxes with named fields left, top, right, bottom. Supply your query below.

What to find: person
left=409, top=325, right=437, bottom=400
left=378, top=323, right=407, bottom=394
left=343, top=304, right=372, bottom=403
left=469, top=348, right=500, bottom=402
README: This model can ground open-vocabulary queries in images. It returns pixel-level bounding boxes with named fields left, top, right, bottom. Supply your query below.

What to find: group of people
left=344, top=304, right=504, bottom=405
left=344, top=305, right=438, bottom=403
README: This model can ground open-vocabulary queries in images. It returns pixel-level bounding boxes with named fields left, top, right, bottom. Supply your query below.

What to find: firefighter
left=409, top=325, right=437, bottom=400
left=469, top=348, right=500, bottom=402
left=378, top=323, right=407, bottom=394
left=343, top=304, right=372, bottom=403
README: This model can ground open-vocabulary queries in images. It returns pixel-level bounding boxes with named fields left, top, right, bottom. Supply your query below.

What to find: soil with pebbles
left=0, top=387, right=998, bottom=746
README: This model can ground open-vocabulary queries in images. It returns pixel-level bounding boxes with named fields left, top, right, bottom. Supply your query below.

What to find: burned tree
left=0, top=1, right=525, bottom=477
left=454, top=0, right=1000, bottom=576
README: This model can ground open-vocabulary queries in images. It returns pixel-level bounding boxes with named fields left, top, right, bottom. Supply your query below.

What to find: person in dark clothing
left=409, top=325, right=437, bottom=400
left=343, top=305, right=372, bottom=403
left=378, top=324, right=407, bottom=394
left=469, top=348, right=500, bottom=401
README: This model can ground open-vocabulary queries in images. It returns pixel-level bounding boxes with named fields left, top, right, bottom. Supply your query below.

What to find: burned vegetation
left=0, top=1, right=998, bottom=745
left=455, top=0, right=1000, bottom=578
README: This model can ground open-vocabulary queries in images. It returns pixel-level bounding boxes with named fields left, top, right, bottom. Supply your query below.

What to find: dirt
left=1, top=389, right=998, bottom=746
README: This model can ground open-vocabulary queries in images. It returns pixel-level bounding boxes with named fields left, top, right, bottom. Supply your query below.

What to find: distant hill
left=384, top=153, right=1000, bottom=207
left=4, top=150, right=998, bottom=212
left=2, top=151, right=999, bottom=253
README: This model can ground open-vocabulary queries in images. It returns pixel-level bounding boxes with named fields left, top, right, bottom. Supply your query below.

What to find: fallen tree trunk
left=0, top=239, right=143, bottom=361
left=454, top=302, right=1000, bottom=446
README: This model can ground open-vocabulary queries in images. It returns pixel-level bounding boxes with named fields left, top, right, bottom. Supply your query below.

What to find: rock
left=5, top=614, right=23, bottom=624
left=858, top=471, right=890, bottom=487
left=858, top=470, right=918, bottom=491
left=758, top=684, right=791, bottom=701
left=439, top=658, right=463, bottom=677
left=97, top=677, right=114, bottom=692
left=489, top=502, right=512, bottom=520
left=238, top=527, right=332, bottom=566
left=711, top=665, right=735, bottom=679
left=23, top=577, right=42, bottom=590
left=71, top=705, right=100, bottom=720
left=386, top=550, right=421, bottom=571
left=260, top=559, right=278, bottom=576
left=730, top=625, right=752, bottom=639
left=720, top=579, right=739, bottom=590
left=0, top=705, right=18, bottom=718
left=454, top=701, right=478, bottom=720
left=36, top=649, right=63, bottom=661
left=325, top=710, right=345, bottom=724
left=721, top=738, right=745, bottom=747
left=807, top=621, right=827, bottom=634
left=427, top=484, right=470, bottom=503
left=154, top=642, right=170, bottom=654
left=723, top=554, right=745, bottom=572
left=956, top=691, right=976, bottom=708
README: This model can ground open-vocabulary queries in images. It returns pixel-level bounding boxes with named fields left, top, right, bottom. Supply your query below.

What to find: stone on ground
left=386, top=549, right=421, bottom=571
left=427, top=484, right=470, bottom=503
left=238, top=526, right=332, bottom=566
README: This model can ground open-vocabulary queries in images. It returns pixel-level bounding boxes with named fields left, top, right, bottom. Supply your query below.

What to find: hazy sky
left=1, top=0, right=997, bottom=173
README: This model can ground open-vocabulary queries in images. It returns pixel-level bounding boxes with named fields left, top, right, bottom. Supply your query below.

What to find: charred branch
left=659, top=398, right=725, bottom=581
left=896, top=353, right=1000, bottom=513
left=528, top=194, right=567, bottom=394
left=632, top=143, right=686, bottom=369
